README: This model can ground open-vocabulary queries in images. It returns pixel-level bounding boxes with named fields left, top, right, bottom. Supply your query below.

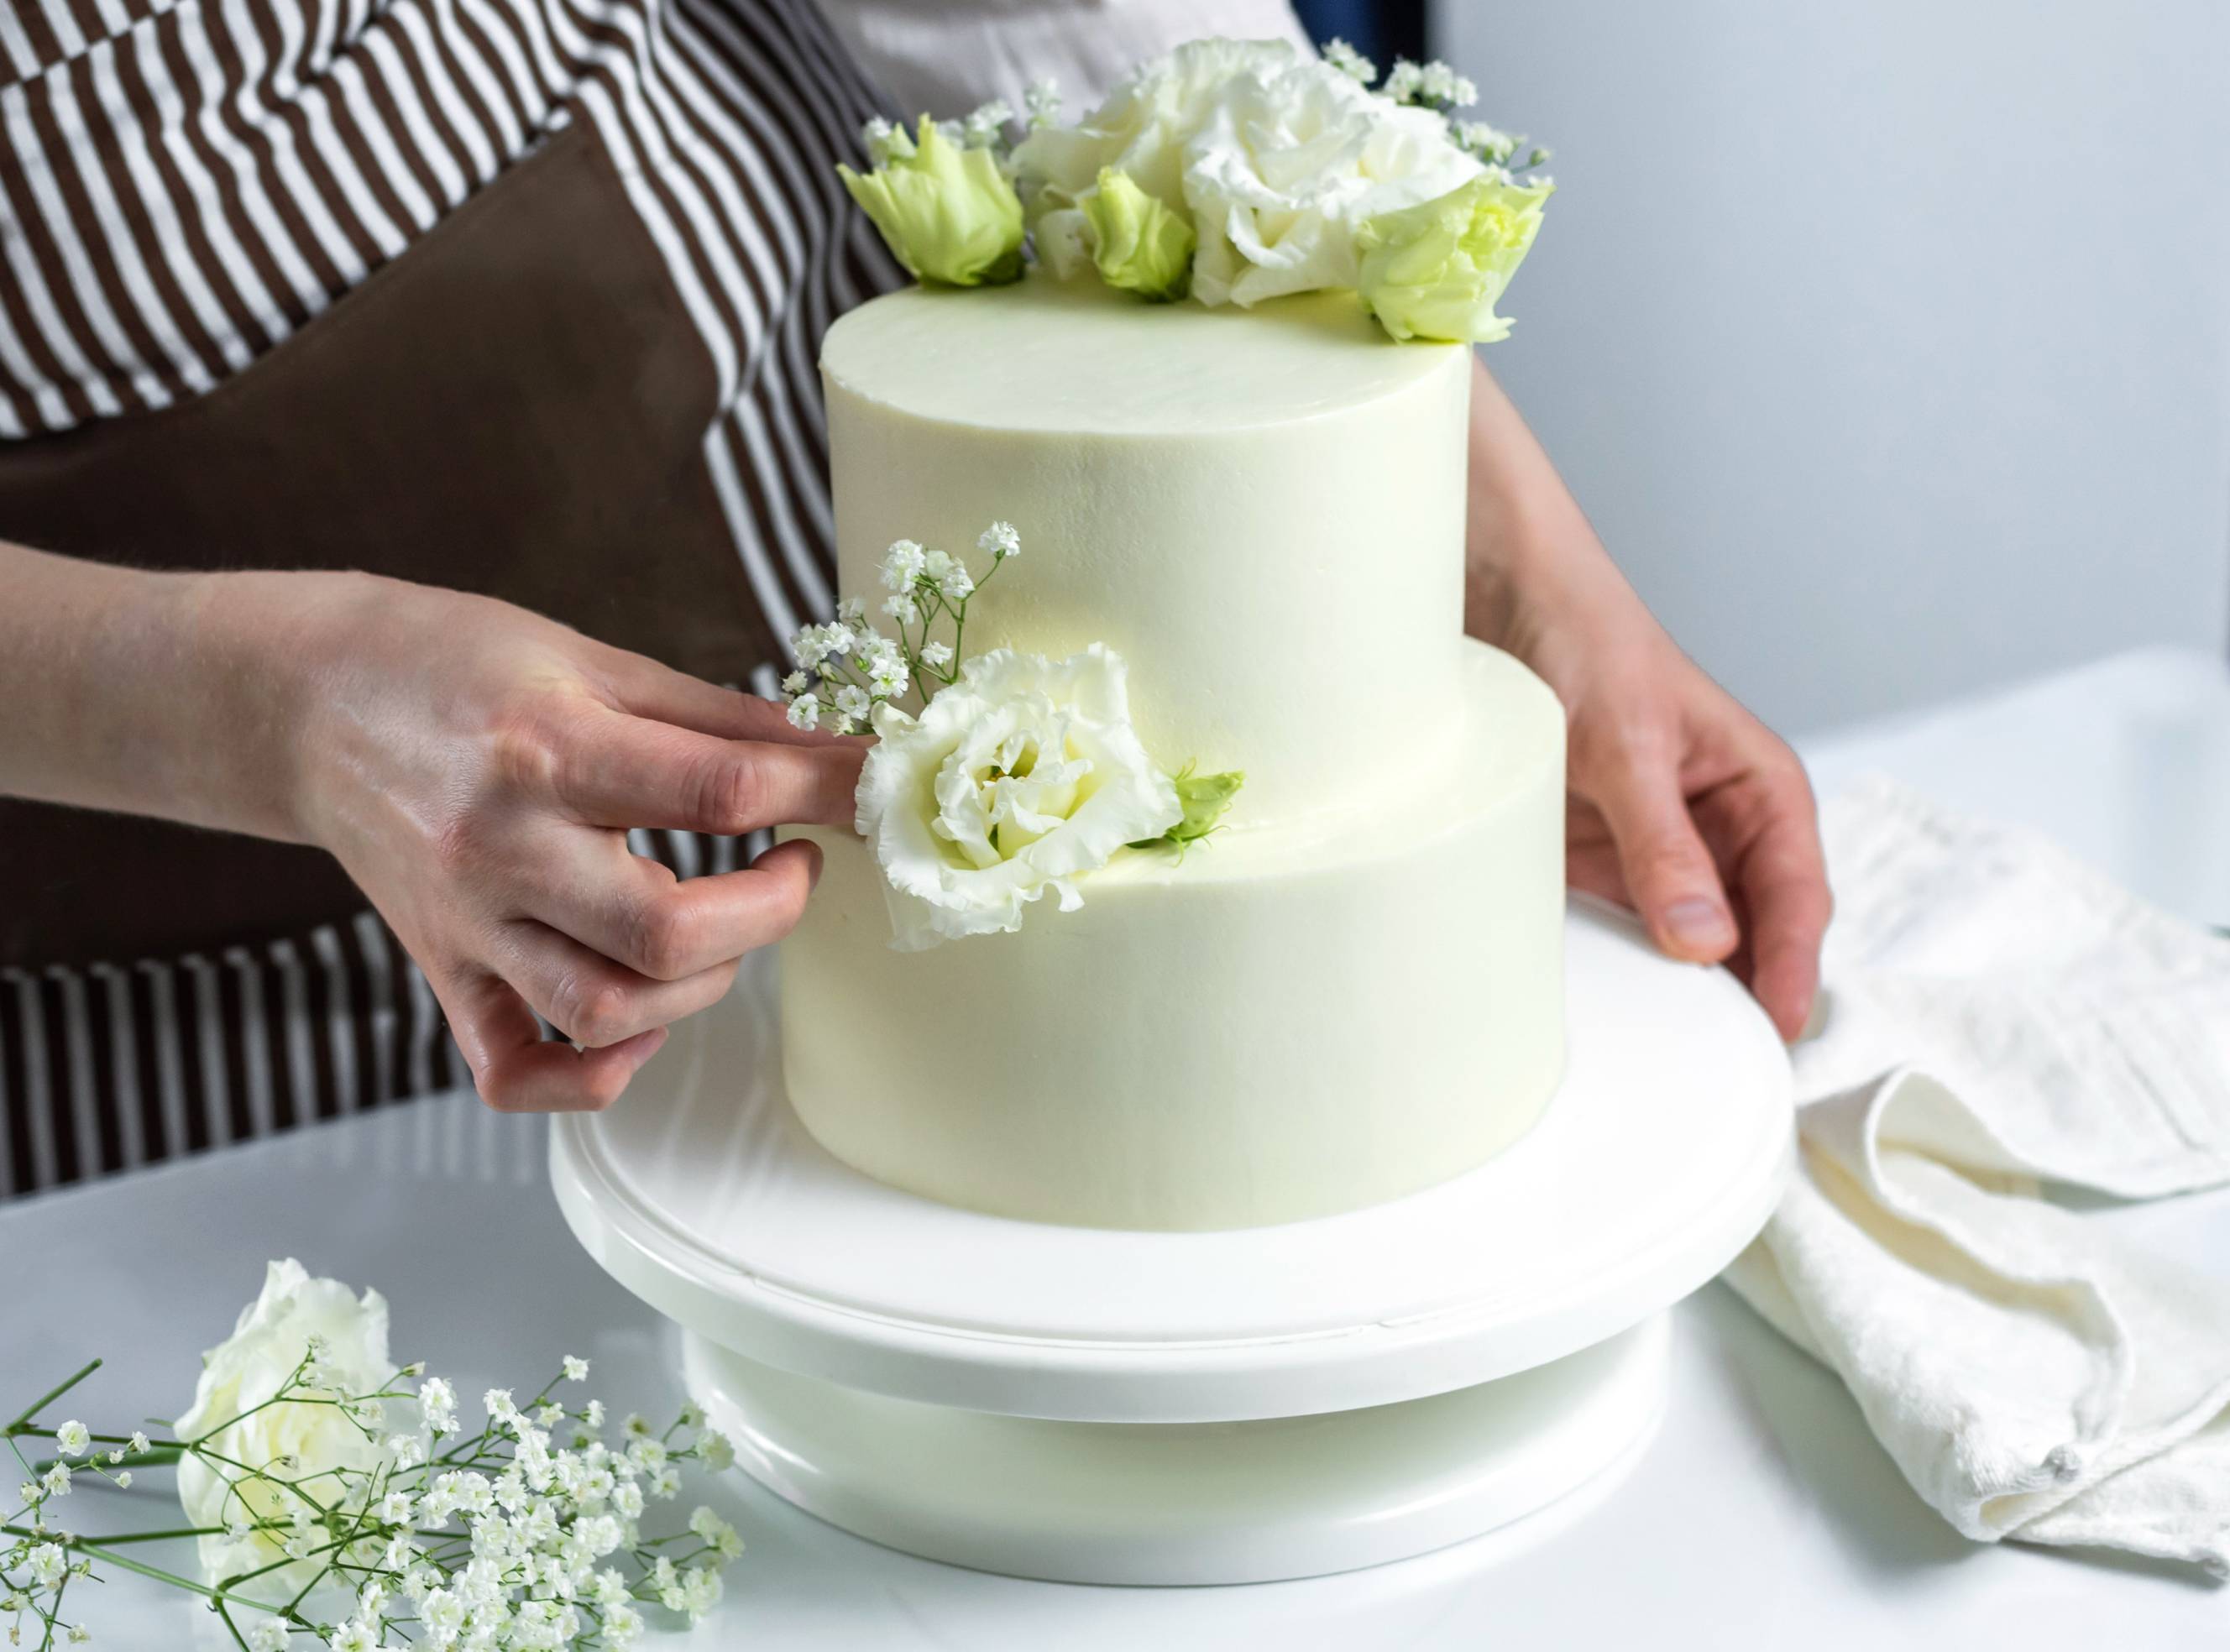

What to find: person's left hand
left=1464, top=363, right=1830, bottom=1040
left=1531, top=586, right=1830, bottom=1041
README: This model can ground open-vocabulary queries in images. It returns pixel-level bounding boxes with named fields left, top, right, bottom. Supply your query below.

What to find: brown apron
left=0, top=0, right=900, bottom=1195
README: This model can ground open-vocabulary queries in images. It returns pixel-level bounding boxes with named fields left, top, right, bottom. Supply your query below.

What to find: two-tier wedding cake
left=776, top=38, right=1566, bottom=1231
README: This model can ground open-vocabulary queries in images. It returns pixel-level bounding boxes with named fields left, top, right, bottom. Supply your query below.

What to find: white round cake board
left=552, top=897, right=1792, bottom=1581
left=550, top=899, right=1793, bottom=1425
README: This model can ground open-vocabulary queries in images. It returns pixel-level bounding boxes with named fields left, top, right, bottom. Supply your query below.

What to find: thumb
left=1590, top=755, right=1739, bottom=964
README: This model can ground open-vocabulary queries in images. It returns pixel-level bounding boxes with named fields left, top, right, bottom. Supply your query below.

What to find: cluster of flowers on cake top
left=3, top=1259, right=741, bottom=1650
left=835, top=37, right=1554, bottom=345
left=780, top=525, right=1242, bottom=950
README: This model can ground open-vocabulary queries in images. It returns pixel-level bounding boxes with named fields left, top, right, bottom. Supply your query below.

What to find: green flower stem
left=2, top=1524, right=307, bottom=1629
left=6, top=1360, right=102, bottom=1432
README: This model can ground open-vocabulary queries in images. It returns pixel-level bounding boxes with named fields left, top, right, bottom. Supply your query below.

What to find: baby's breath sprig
left=866, top=91, right=1029, bottom=171
left=3, top=1352, right=741, bottom=1651
left=1326, top=41, right=1553, bottom=186
left=783, top=521, right=1021, bottom=733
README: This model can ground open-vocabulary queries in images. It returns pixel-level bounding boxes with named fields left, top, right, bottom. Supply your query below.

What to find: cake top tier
left=821, top=274, right=1464, bottom=437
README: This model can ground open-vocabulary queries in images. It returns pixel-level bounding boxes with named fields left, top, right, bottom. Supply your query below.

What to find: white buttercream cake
left=781, top=273, right=1567, bottom=1231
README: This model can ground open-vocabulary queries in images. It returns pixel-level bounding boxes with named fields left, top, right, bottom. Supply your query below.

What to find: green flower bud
left=1128, top=765, right=1243, bottom=856
left=1356, top=172, right=1553, bottom=344
left=837, top=117, right=1025, bottom=288
left=1080, top=167, right=1196, bottom=302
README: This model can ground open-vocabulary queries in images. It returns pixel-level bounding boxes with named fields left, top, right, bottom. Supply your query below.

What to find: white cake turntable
left=551, top=898, right=1792, bottom=1584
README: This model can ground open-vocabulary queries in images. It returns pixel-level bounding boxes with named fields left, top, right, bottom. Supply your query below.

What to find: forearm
left=0, top=544, right=335, bottom=841
left=1463, top=358, right=1636, bottom=655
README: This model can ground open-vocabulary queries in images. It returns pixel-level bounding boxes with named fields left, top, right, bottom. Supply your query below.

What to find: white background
left=1434, top=0, right=2230, bottom=734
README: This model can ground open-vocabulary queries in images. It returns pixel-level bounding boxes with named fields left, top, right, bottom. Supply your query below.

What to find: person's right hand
left=285, top=573, right=860, bottom=1112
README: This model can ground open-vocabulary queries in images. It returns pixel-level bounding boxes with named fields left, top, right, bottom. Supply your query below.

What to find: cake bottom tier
left=779, top=643, right=1568, bottom=1231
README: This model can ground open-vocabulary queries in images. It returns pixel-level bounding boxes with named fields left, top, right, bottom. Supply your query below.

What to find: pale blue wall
left=1434, top=0, right=2230, bottom=734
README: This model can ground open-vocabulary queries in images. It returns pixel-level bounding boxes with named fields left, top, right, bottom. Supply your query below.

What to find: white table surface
left=8, top=644, right=2227, bottom=1650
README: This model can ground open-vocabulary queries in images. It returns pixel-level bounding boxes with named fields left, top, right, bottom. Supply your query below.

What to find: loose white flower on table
left=172, top=1260, right=398, bottom=1600
left=855, top=645, right=1182, bottom=949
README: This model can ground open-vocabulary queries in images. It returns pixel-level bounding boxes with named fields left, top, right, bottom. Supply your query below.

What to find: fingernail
left=804, top=841, right=824, bottom=891
left=1662, top=897, right=1735, bottom=952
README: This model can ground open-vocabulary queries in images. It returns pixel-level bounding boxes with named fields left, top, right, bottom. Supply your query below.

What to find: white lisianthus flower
left=1013, top=39, right=1480, bottom=310
left=1012, top=38, right=1292, bottom=278
left=855, top=646, right=1181, bottom=949
left=174, top=1260, right=397, bottom=1602
left=1184, top=58, right=1481, bottom=307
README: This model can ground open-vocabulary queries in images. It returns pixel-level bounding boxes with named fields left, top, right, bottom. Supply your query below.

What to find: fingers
left=1583, top=732, right=1741, bottom=965
left=1729, top=769, right=1833, bottom=1041
left=603, top=653, right=852, bottom=749
left=528, top=837, right=824, bottom=981
left=489, top=921, right=741, bottom=1051
left=548, top=705, right=862, bottom=834
left=434, top=966, right=668, bottom=1112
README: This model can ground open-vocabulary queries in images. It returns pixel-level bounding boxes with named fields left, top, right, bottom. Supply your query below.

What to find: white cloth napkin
left=1724, top=776, right=2230, bottom=1576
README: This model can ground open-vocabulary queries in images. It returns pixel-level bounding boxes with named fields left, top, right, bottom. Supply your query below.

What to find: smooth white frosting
left=789, top=274, right=1568, bottom=1231
left=783, top=644, right=1567, bottom=1231
left=821, top=274, right=1472, bottom=824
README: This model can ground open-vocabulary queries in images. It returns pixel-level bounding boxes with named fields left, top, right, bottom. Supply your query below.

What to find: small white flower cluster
left=3, top=1410, right=156, bottom=1643
left=1023, top=78, right=1061, bottom=129
left=1321, top=37, right=1374, bottom=85
left=861, top=95, right=1023, bottom=165
left=781, top=522, right=1021, bottom=735
left=1383, top=55, right=1478, bottom=110
left=1327, top=41, right=1552, bottom=186
left=3, top=1347, right=742, bottom=1652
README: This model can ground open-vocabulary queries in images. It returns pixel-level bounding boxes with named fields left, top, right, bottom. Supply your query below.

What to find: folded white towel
left=1725, top=776, right=2230, bottom=1576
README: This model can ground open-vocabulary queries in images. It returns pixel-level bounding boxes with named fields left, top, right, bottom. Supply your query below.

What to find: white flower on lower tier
left=172, top=1259, right=399, bottom=1602
left=856, top=645, right=1181, bottom=949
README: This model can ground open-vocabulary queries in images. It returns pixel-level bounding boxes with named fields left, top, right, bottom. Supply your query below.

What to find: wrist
left=168, top=568, right=377, bottom=845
